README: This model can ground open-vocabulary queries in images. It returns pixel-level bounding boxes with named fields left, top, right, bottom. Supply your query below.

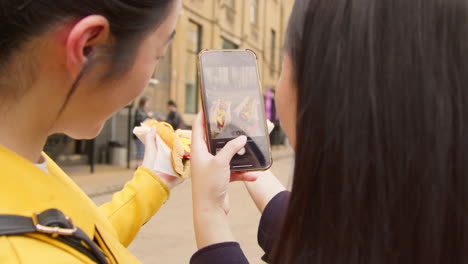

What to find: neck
left=0, top=92, right=59, bottom=163
left=0, top=105, right=48, bottom=163
left=0, top=46, right=71, bottom=163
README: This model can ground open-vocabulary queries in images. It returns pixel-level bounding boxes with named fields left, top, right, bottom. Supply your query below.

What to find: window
left=270, top=29, right=277, bottom=70
left=185, top=21, right=202, bottom=114
left=222, top=38, right=239, bottom=49
left=250, top=0, right=258, bottom=25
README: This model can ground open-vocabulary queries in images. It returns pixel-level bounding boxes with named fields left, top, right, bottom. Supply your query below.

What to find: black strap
left=0, top=209, right=109, bottom=264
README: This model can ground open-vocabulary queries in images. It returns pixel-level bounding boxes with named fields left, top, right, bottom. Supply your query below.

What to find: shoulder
left=0, top=235, right=86, bottom=263
left=0, top=237, right=20, bottom=263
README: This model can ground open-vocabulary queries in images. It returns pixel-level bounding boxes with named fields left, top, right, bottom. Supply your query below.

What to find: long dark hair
left=0, top=0, right=174, bottom=102
left=138, top=96, right=149, bottom=108
left=274, top=0, right=468, bottom=263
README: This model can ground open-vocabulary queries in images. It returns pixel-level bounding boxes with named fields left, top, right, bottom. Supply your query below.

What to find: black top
left=166, top=110, right=184, bottom=129
left=190, top=191, right=291, bottom=264
left=134, top=108, right=148, bottom=127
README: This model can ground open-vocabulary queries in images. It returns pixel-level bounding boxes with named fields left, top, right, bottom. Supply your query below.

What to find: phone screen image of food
left=200, top=50, right=271, bottom=171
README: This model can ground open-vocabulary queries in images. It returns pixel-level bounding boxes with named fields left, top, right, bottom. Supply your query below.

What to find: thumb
left=191, top=112, right=208, bottom=153
left=216, top=136, right=247, bottom=162
left=223, top=193, right=230, bottom=215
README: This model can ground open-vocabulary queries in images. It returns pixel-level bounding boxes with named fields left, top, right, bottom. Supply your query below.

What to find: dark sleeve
left=258, top=191, right=291, bottom=263
left=166, top=112, right=176, bottom=128
left=190, top=242, right=249, bottom=264
left=189, top=191, right=290, bottom=264
left=134, top=109, right=147, bottom=126
left=175, top=112, right=184, bottom=129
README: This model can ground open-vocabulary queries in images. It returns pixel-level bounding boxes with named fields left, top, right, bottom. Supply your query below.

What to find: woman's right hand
left=142, top=127, right=184, bottom=189
left=191, top=111, right=249, bottom=209
left=191, top=112, right=256, bottom=248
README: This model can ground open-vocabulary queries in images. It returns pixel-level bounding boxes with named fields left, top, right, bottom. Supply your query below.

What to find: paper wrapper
left=133, top=121, right=191, bottom=178
left=133, top=126, right=177, bottom=177
left=266, top=120, right=275, bottom=134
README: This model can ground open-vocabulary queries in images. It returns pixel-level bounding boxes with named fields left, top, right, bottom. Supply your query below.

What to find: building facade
left=48, top=0, right=295, bottom=168
left=146, top=0, right=294, bottom=123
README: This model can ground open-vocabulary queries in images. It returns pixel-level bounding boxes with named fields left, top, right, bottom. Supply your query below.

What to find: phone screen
left=199, top=50, right=271, bottom=171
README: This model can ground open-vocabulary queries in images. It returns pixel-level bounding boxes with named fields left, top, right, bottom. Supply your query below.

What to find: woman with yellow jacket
left=0, top=0, right=182, bottom=263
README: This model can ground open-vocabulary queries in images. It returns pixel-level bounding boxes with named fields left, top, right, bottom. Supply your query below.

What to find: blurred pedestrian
left=134, top=96, right=153, bottom=165
left=166, top=100, right=185, bottom=129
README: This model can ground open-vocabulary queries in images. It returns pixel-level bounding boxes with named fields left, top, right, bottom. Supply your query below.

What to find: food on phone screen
left=234, top=97, right=259, bottom=123
left=234, top=96, right=260, bottom=135
left=210, top=99, right=232, bottom=136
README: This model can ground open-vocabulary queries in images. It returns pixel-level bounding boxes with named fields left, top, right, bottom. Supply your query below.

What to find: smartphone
left=198, top=49, right=272, bottom=172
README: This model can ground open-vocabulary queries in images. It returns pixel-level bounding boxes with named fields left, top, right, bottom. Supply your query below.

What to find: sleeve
left=134, top=109, right=147, bottom=126
left=190, top=242, right=249, bottom=264
left=0, top=237, right=20, bottom=264
left=176, top=112, right=184, bottom=129
left=99, top=167, right=170, bottom=247
left=189, top=191, right=291, bottom=264
left=166, top=112, right=176, bottom=128
left=258, top=191, right=291, bottom=263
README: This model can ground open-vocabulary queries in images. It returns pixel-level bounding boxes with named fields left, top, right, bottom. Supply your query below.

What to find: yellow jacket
left=0, top=146, right=170, bottom=263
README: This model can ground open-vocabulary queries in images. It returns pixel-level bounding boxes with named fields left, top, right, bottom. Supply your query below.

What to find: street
left=93, top=154, right=294, bottom=264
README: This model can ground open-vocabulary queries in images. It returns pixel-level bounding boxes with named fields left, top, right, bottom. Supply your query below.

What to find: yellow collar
left=0, top=146, right=97, bottom=238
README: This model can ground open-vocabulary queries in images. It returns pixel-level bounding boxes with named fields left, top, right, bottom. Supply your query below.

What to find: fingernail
left=239, top=135, right=247, bottom=143
left=150, top=127, right=156, bottom=134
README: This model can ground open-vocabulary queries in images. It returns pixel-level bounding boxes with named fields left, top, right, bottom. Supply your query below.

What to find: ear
left=65, top=15, right=110, bottom=78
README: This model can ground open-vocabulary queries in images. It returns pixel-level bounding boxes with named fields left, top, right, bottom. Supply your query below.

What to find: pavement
left=64, top=146, right=295, bottom=264
left=68, top=145, right=294, bottom=198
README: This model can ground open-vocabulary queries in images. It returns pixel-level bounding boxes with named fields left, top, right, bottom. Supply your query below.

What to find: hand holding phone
left=191, top=111, right=260, bottom=249
left=198, top=49, right=272, bottom=172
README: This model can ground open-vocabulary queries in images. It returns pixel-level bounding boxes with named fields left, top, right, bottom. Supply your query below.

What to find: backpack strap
left=0, top=209, right=109, bottom=264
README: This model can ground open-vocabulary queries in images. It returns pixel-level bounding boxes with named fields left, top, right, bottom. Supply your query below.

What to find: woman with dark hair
left=190, top=0, right=468, bottom=263
left=134, top=96, right=152, bottom=165
left=0, top=0, right=183, bottom=263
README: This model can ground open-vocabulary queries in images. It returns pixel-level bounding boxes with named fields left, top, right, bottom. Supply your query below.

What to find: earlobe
left=65, top=15, right=110, bottom=78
